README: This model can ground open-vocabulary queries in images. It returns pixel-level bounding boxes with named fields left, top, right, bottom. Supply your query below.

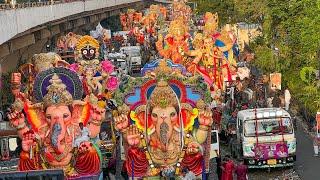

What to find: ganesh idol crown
left=113, top=59, right=213, bottom=178
left=8, top=57, right=108, bottom=178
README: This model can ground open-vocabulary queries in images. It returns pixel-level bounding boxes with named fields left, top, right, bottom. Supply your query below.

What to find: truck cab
left=231, top=108, right=296, bottom=168
left=107, top=52, right=129, bottom=78
left=119, top=46, right=142, bottom=74
left=0, top=121, right=20, bottom=171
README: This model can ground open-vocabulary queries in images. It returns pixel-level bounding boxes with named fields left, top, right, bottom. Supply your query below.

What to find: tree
left=195, top=0, right=320, bottom=114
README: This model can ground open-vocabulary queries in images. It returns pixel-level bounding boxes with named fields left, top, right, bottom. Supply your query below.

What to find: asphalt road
left=295, top=117, right=320, bottom=180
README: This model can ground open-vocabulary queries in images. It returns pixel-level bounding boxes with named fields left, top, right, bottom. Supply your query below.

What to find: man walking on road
left=313, top=124, right=320, bottom=156
left=221, top=155, right=235, bottom=180
left=235, top=159, right=248, bottom=180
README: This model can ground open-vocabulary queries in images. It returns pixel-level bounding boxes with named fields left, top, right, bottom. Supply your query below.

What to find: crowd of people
left=215, top=155, right=248, bottom=180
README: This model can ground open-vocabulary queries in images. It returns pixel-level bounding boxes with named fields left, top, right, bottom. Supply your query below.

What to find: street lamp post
left=273, top=47, right=279, bottom=72
left=271, top=45, right=280, bottom=72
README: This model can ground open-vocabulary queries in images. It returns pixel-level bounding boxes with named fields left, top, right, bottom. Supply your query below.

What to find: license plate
left=267, top=159, right=277, bottom=165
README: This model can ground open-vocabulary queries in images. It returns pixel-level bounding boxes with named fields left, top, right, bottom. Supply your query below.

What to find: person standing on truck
left=313, top=125, right=320, bottom=157
left=272, top=93, right=281, bottom=108
left=284, top=87, right=291, bottom=111
left=235, top=159, right=248, bottom=180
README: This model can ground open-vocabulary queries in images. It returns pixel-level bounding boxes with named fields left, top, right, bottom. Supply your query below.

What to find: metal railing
left=0, top=0, right=81, bottom=10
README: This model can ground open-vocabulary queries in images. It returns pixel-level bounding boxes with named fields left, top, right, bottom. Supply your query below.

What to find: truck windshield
left=128, top=51, right=140, bottom=57
left=244, top=117, right=293, bottom=137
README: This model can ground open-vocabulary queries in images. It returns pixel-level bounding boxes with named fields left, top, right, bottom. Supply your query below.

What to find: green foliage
left=299, top=67, right=317, bottom=84
left=192, top=0, right=237, bottom=25
left=195, top=0, right=320, bottom=113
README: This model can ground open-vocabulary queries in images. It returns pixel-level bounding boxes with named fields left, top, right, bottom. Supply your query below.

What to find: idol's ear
left=72, top=100, right=91, bottom=126
left=130, top=105, right=154, bottom=132
left=179, top=103, right=198, bottom=131
left=24, top=102, right=46, bottom=132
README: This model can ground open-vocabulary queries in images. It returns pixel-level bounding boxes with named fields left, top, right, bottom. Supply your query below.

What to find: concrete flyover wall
left=0, top=0, right=141, bottom=45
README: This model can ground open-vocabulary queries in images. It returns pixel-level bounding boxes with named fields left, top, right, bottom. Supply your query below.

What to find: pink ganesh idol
left=8, top=67, right=105, bottom=178
left=113, top=60, right=213, bottom=178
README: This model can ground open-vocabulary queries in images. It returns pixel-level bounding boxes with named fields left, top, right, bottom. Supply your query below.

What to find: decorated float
left=113, top=59, right=213, bottom=178
left=7, top=35, right=119, bottom=179
left=155, top=6, right=239, bottom=94
left=8, top=67, right=104, bottom=178
left=4, top=0, right=247, bottom=178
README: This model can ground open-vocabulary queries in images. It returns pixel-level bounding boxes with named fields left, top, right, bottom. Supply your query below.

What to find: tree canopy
left=194, top=0, right=320, bottom=113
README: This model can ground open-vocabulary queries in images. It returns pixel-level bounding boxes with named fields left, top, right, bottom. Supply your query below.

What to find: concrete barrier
left=0, top=169, right=64, bottom=180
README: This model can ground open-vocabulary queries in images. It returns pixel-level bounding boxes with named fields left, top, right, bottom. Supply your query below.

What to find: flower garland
left=139, top=132, right=194, bottom=177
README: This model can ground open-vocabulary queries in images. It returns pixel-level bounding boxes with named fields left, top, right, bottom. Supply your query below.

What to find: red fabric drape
left=18, top=151, right=38, bottom=171
left=181, top=153, right=204, bottom=176
left=74, top=148, right=100, bottom=175
left=126, top=147, right=148, bottom=177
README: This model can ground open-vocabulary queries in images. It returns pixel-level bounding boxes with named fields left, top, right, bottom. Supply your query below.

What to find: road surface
left=295, top=116, right=320, bottom=180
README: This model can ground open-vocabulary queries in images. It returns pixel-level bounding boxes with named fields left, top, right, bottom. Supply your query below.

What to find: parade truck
left=0, top=121, right=20, bottom=171
left=119, top=46, right=142, bottom=74
left=230, top=108, right=296, bottom=168
left=107, top=52, right=129, bottom=78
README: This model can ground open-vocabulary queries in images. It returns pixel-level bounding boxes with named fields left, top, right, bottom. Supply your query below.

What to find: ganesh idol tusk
left=45, top=129, right=51, bottom=138
left=67, top=127, right=71, bottom=136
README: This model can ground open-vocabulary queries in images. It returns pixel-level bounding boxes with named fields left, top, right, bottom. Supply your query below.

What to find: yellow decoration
left=97, top=100, right=106, bottom=109
left=76, top=35, right=100, bottom=54
left=175, top=167, right=181, bottom=175
left=43, top=74, right=73, bottom=107
left=184, top=108, right=199, bottom=131
left=168, top=18, right=188, bottom=37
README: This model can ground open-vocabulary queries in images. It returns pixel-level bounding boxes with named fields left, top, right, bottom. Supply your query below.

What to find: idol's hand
left=126, top=125, right=141, bottom=146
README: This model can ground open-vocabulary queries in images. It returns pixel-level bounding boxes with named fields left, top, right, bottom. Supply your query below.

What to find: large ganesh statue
left=171, top=0, right=192, bottom=23
left=182, top=32, right=232, bottom=90
left=8, top=66, right=106, bottom=178
left=70, top=35, right=119, bottom=98
left=156, top=18, right=190, bottom=65
left=120, top=9, right=143, bottom=31
left=113, top=60, right=213, bottom=178
left=203, top=12, right=239, bottom=71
